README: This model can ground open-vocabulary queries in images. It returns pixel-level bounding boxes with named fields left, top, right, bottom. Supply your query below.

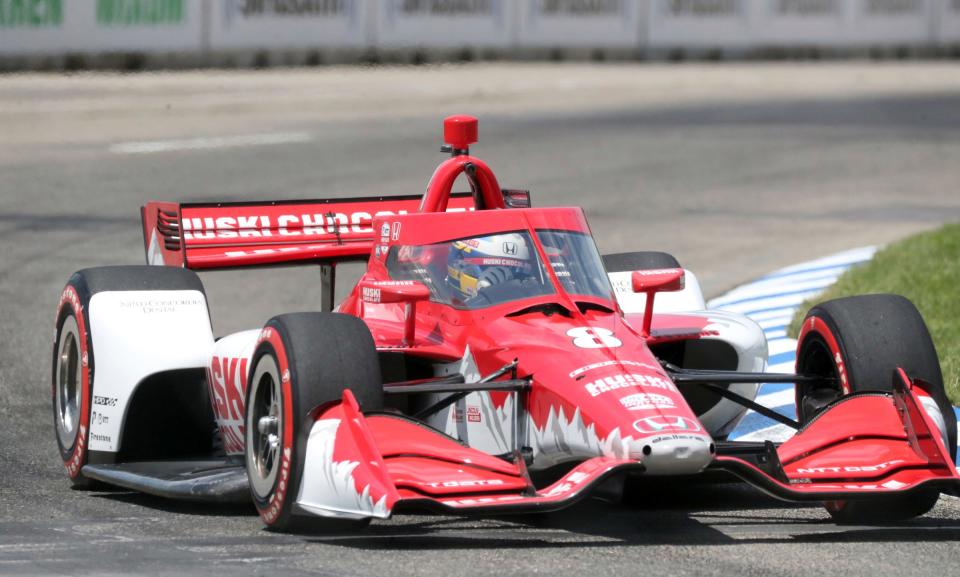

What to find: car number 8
left=567, top=327, right=622, bottom=349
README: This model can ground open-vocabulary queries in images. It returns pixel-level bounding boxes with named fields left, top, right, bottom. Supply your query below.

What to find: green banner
left=96, top=0, right=185, bottom=26
left=0, top=0, right=62, bottom=27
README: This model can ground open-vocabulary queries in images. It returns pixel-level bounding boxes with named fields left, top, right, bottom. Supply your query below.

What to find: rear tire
left=795, top=294, right=956, bottom=523
left=53, top=266, right=206, bottom=488
left=602, top=251, right=681, bottom=272
left=245, top=312, right=383, bottom=532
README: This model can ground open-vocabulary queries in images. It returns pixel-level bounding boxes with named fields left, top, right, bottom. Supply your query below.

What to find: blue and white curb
left=711, top=246, right=960, bottom=461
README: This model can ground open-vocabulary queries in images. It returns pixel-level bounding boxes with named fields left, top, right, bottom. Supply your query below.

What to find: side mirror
left=629, top=268, right=685, bottom=338
left=631, top=268, right=685, bottom=293
left=359, top=280, right=430, bottom=347
left=501, top=189, right=532, bottom=209
left=360, top=280, right=430, bottom=304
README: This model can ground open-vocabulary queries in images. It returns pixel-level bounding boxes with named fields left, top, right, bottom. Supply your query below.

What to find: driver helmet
left=446, top=233, right=533, bottom=299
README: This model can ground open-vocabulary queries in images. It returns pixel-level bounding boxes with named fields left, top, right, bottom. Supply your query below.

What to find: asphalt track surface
left=1, top=63, right=960, bottom=576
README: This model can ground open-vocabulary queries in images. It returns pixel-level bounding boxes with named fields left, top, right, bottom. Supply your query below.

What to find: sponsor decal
left=397, top=0, right=494, bottom=15
left=567, top=326, right=622, bottom=349
left=425, top=479, right=504, bottom=489
left=864, top=0, right=922, bottom=14
left=119, top=296, right=203, bottom=314
left=93, top=395, right=118, bottom=407
left=834, top=351, right=848, bottom=390
left=232, top=0, right=351, bottom=18
left=91, top=411, right=110, bottom=426
left=584, top=373, right=677, bottom=397
left=463, top=257, right=528, bottom=268
left=633, top=268, right=678, bottom=276
left=97, top=0, right=185, bottom=26
left=391, top=222, right=401, bottom=241
left=263, top=446, right=291, bottom=524
left=666, top=0, right=740, bottom=17
left=775, top=0, right=840, bottom=15
left=633, top=415, right=701, bottom=434
left=0, top=0, right=61, bottom=27
left=538, top=0, right=622, bottom=15
left=795, top=460, right=906, bottom=475
left=207, top=355, right=249, bottom=454
left=66, top=424, right=86, bottom=477
left=649, top=433, right=709, bottom=444
left=568, top=359, right=659, bottom=378
left=380, top=222, right=391, bottom=241
left=90, top=433, right=112, bottom=444
left=441, top=495, right=524, bottom=506
left=502, top=241, right=518, bottom=255
left=362, top=286, right=381, bottom=303
left=543, top=469, right=592, bottom=497
left=619, top=393, right=675, bottom=411
left=453, top=405, right=482, bottom=423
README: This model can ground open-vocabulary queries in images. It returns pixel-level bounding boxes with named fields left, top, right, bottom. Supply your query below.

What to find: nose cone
left=628, top=433, right=715, bottom=475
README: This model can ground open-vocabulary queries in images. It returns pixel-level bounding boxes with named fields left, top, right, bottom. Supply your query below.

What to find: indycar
left=53, top=115, right=959, bottom=530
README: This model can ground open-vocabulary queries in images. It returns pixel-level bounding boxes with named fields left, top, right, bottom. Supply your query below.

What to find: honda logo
left=632, top=415, right=701, bottom=434
left=502, top=242, right=517, bottom=256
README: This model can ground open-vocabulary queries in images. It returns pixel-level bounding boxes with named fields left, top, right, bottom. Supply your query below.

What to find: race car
left=53, top=115, right=959, bottom=530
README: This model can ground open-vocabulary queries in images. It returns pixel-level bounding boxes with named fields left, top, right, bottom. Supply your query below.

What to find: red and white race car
left=53, top=116, right=958, bottom=530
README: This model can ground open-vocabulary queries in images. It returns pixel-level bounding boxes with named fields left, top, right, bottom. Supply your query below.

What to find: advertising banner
left=376, top=0, right=512, bottom=48
left=645, top=0, right=756, bottom=48
left=847, top=0, right=932, bottom=44
left=517, top=0, right=641, bottom=47
left=1, top=0, right=202, bottom=54
left=753, top=0, right=853, bottom=46
left=208, top=0, right=369, bottom=49
left=934, top=0, right=960, bottom=43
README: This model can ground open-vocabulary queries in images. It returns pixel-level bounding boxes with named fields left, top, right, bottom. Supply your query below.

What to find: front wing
left=295, top=371, right=960, bottom=520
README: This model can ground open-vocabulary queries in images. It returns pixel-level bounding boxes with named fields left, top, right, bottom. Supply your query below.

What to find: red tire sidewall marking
left=56, top=285, right=91, bottom=480
left=255, top=326, right=295, bottom=526
left=797, top=315, right=851, bottom=395
left=797, top=315, right=854, bottom=516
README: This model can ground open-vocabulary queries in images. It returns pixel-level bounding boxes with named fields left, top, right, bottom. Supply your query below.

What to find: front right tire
left=795, top=294, right=956, bottom=523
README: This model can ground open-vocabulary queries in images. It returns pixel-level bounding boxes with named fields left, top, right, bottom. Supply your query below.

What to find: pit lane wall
left=2, top=0, right=960, bottom=69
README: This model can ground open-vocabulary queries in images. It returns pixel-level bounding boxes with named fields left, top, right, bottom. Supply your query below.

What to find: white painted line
left=109, top=132, right=314, bottom=155
left=756, top=315, right=794, bottom=330
left=754, top=389, right=795, bottom=409
left=768, top=338, right=797, bottom=357
left=714, top=292, right=824, bottom=315
left=759, top=246, right=877, bottom=279
left=708, top=276, right=841, bottom=307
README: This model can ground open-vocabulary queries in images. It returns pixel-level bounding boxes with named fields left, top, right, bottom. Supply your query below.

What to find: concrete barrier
left=1, top=0, right=958, bottom=70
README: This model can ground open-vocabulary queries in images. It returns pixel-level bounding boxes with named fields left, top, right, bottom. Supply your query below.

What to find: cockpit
left=385, top=228, right=613, bottom=310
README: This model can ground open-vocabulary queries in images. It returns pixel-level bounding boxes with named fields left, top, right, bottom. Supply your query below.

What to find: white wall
left=1, top=0, right=955, bottom=60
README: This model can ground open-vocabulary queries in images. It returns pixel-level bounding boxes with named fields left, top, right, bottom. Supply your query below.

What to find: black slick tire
left=795, top=294, right=956, bottom=523
left=53, top=266, right=205, bottom=488
left=245, top=312, right=383, bottom=532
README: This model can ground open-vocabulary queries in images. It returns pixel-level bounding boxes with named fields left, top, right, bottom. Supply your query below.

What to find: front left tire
left=245, top=312, right=383, bottom=532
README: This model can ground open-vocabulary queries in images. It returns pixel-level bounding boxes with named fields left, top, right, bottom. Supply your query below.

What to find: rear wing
left=142, top=193, right=476, bottom=270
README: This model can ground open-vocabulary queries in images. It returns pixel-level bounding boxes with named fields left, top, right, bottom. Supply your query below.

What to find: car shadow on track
left=306, top=481, right=960, bottom=549
left=91, top=491, right=257, bottom=517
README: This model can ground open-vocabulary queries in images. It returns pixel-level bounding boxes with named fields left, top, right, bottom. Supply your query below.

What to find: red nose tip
left=444, top=115, right=478, bottom=150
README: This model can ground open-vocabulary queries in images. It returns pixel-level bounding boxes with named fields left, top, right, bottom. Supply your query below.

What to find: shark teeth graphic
left=529, top=404, right=641, bottom=467
left=296, top=418, right=389, bottom=520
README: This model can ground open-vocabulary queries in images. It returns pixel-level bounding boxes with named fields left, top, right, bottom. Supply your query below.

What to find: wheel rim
left=55, top=315, right=82, bottom=450
left=247, top=355, right=283, bottom=499
left=796, top=335, right=842, bottom=424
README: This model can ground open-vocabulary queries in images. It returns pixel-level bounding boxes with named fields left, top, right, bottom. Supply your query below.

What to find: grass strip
left=788, top=223, right=960, bottom=406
